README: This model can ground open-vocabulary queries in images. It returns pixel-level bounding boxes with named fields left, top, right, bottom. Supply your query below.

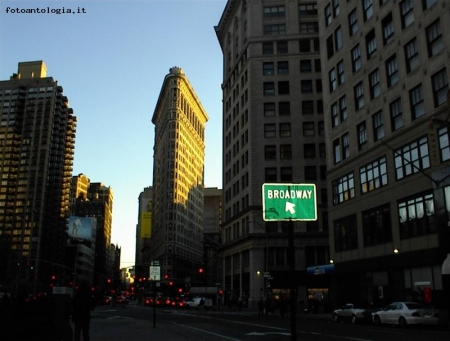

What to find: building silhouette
left=135, top=186, right=153, bottom=280
left=318, top=0, right=450, bottom=308
left=215, top=1, right=329, bottom=309
left=149, top=67, right=209, bottom=290
left=0, top=61, right=76, bottom=294
left=71, top=174, right=115, bottom=291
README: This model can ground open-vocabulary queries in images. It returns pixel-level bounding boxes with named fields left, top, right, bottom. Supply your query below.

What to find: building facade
left=135, top=186, right=153, bottom=280
left=0, top=61, right=77, bottom=294
left=150, top=67, right=208, bottom=291
left=318, top=0, right=450, bottom=309
left=215, top=1, right=330, bottom=310
left=71, top=176, right=114, bottom=291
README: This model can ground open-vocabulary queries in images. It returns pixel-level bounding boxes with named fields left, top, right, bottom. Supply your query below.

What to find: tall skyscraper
left=216, top=1, right=329, bottom=309
left=0, top=61, right=77, bottom=294
left=150, top=67, right=208, bottom=289
left=318, top=0, right=450, bottom=308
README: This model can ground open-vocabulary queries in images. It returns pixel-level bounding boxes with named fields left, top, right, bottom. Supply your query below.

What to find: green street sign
left=262, top=183, right=317, bottom=221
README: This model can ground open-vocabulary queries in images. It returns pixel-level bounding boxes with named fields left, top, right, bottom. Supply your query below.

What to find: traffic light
left=107, top=278, right=111, bottom=284
left=178, top=288, right=183, bottom=293
left=169, top=281, right=173, bottom=286
left=164, top=274, right=169, bottom=279
left=198, top=268, right=204, bottom=274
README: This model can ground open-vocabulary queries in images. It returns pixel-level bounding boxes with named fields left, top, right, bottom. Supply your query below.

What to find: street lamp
left=248, top=221, right=269, bottom=299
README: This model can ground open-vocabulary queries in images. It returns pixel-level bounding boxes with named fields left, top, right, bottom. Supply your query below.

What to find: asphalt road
left=88, top=302, right=450, bottom=341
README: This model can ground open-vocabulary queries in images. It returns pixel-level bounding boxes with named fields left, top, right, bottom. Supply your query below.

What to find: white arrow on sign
left=285, top=201, right=296, bottom=214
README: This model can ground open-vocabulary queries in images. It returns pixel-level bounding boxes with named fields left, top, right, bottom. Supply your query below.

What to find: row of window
left=265, top=165, right=327, bottom=184
left=329, top=19, right=444, bottom=100
left=265, top=143, right=326, bottom=161
left=332, top=68, right=449, bottom=162
left=334, top=189, right=437, bottom=252
left=263, top=79, right=322, bottom=96
left=331, top=129, right=450, bottom=207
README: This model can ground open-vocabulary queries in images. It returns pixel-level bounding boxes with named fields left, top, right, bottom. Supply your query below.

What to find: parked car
left=372, top=302, right=440, bottom=328
left=333, top=303, right=376, bottom=324
left=185, top=297, right=212, bottom=309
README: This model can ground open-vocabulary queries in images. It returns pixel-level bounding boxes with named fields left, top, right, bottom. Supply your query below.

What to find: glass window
left=363, top=0, right=373, bottom=21
left=362, top=204, right=392, bottom=246
left=365, top=29, right=377, bottom=59
left=305, top=166, right=317, bottom=181
left=358, top=121, right=367, bottom=150
left=279, top=123, right=291, bottom=137
left=351, top=44, right=361, bottom=72
left=337, top=60, right=345, bottom=85
left=263, top=82, right=275, bottom=95
left=398, top=192, right=436, bottom=239
left=404, top=38, right=419, bottom=73
left=302, top=101, right=314, bottom=115
left=409, top=84, right=425, bottom=119
left=382, top=13, right=394, bottom=45
left=333, top=138, right=341, bottom=164
left=426, top=20, right=443, bottom=57
left=263, top=42, right=274, bottom=55
left=372, top=110, right=384, bottom=141
left=299, top=3, right=318, bottom=16
left=329, top=68, right=337, bottom=92
left=325, top=4, right=332, bottom=26
left=301, top=80, right=313, bottom=93
left=332, top=173, right=355, bottom=205
left=431, top=68, right=448, bottom=107
left=279, top=102, right=290, bottom=116
left=335, top=26, right=343, bottom=51
left=354, top=82, right=365, bottom=110
left=334, top=214, right=358, bottom=252
left=300, top=60, right=312, bottom=73
left=280, top=144, right=292, bottom=159
left=300, top=22, right=319, bottom=33
left=331, top=102, right=339, bottom=128
left=348, top=8, right=358, bottom=36
left=265, top=168, right=277, bottom=182
left=304, top=143, right=316, bottom=158
left=264, top=24, right=286, bottom=35
left=422, top=0, right=437, bottom=10
left=277, top=41, right=288, bottom=54
left=264, top=124, right=276, bottom=138
left=342, top=133, right=350, bottom=159
left=400, top=0, right=414, bottom=29
left=339, top=96, right=348, bottom=122
left=386, top=54, right=399, bottom=87
left=369, top=69, right=381, bottom=99
left=438, top=127, right=450, bottom=162
left=281, top=167, right=293, bottom=181
left=390, top=98, right=403, bottom=132
left=265, top=145, right=277, bottom=160
left=360, top=157, right=387, bottom=194
left=263, top=62, right=274, bottom=75
left=278, top=61, right=289, bottom=74
left=264, top=5, right=285, bottom=18
left=394, top=136, right=430, bottom=180
left=278, top=81, right=290, bottom=95
left=264, top=102, right=275, bottom=116
left=303, top=122, right=315, bottom=136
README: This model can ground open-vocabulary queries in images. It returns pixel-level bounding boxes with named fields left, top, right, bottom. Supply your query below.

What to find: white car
left=333, top=303, right=369, bottom=324
left=372, top=302, right=440, bottom=327
left=185, top=297, right=212, bottom=309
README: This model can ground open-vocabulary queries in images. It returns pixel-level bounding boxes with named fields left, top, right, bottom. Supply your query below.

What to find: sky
left=0, top=0, right=227, bottom=268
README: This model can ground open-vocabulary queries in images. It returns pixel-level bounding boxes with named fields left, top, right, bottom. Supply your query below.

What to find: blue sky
left=0, top=0, right=226, bottom=268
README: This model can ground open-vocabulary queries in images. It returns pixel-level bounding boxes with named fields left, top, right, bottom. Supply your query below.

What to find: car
left=116, top=295, right=129, bottom=305
left=333, top=303, right=367, bottom=324
left=103, top=296, right=112, bottom=305
left=372, top=302, right=440, bottom=328
left=185, top=297, right=212, bottom=309
left=143, top=297, right=154, bottom=306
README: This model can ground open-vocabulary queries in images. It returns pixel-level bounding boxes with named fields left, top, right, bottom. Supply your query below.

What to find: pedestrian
left=72, top=282, right=96, bottom=341
left=258, top=298, right=264, bottom=316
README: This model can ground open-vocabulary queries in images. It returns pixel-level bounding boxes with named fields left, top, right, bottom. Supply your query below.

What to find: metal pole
left=288, top=221, right=297, bottom=341
left=153, top=277, right=156, bottom=328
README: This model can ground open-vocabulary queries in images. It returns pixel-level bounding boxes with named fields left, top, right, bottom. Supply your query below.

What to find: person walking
left=72, top=282, right=96, bottom=341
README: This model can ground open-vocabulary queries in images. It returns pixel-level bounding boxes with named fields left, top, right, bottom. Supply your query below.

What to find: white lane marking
left=173, top=322, right=243, bottom=341
left=107, top=316, right=133, bottom=320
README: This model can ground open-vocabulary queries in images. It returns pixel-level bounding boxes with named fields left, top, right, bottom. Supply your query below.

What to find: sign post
left=149, top=260, right=160, bottom=327
left=262, top=183, right=317, bottom=341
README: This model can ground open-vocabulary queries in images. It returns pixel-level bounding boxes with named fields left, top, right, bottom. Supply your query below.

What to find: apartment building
left=0, top=61, right=77, bottom=293
left=318, top=0, right=450, bottom=308
left=216, top=1, right=329, bottom=310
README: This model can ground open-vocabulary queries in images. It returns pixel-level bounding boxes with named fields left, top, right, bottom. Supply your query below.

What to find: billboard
left=68, top=216, right=97, bottom=242
left=140, top=197, right=152, bottom=238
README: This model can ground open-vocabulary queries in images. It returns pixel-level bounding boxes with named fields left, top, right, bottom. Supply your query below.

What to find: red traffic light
left=169, top=281, right=173, bottom=286
left=164, top=274, right=169, bottom=279
left=51, top=275, right=56, bottom=280
left=198, top=268, right=204, bottom=274
left=178, top=288, right=183, bottom=293
left=107, top=278, right=111, bottom=283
